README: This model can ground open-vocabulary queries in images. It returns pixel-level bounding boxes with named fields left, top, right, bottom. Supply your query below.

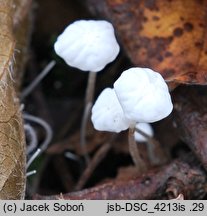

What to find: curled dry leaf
left=0, top=0, right=31, bottom=199
left=87, top=0, right=207, bottom=84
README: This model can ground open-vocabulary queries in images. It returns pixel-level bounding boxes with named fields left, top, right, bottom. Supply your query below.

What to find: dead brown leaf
left=0, top=0, right=31, bottom=199
left=87, top=0, right=207, bottom=84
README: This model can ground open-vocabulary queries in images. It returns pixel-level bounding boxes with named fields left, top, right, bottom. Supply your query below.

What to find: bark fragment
left=173, top=86, right=207, bottom=171
left=34, top=160, right=206, bottom=200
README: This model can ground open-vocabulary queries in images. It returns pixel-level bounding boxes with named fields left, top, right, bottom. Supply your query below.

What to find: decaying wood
left=173, top=86, right=207, bottom=171
left=0, top=0, right=31, bottom=199
left=34, top=160, right=206, bottom=200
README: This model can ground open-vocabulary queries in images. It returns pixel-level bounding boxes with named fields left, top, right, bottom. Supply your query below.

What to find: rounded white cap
left=91, top=88, right=130, bottom=133
left=134, top=123, right=154, bottom=142
left=114, top=67, right=173, bottom=123
left=54, top=20, right=120, bottom=72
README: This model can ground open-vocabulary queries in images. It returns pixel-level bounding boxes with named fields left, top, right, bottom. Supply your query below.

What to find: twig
left=26, top=170, right=37, bottom=177
left=24, top=113, right=53, bottom=152
left=24, top=113, right=53, bottom=169
left=26, top=148, right=41, bottom=169
left=21, top=60, right=56, bottom=100
left=75, top=135, right=116, bottom=191
left=34, top=159, right=207, bottom=200
left=24, top=124, right=38, bottom=154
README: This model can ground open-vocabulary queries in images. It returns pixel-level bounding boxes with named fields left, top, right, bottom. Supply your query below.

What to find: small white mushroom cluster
left=91, top=67, right=173, bottom=132
left=134, top=123, right=154, bottom=142
left=53, top=19, right=173, bottom=171
left=92, top=67, right=172, bottom=171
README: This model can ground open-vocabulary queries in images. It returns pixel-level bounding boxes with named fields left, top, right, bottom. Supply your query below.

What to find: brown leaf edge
left=0, top=0, right=31, bottom=199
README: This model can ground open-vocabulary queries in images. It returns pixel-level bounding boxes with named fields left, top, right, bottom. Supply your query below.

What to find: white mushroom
left=113, top=67, right=173, bottom=123
left=91, top=88, right=129, bottom=133
left=134, top=123, right=154, bottom=142
left=54, top=20, right=120, bottom=72
left=113, top=67, right=172, bottom=172
left=54, top=20, right=120, bottom=163
left=91, top=87, right=147, bottom=172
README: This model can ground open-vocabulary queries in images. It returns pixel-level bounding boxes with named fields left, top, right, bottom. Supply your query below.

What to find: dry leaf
left=13, top=0, right=32, bottom=91
left=87, top=0, right=207, bottom=84
left=0, top=0, right=31, bottom=199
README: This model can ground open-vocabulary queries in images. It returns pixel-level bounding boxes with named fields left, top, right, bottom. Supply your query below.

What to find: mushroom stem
left=135, top=128, right=167, bottom=165
left=80, top=71, right=97, bottom=164
left=85, top=72, right=97, bottom=105
left=128, top=127, right=147, bottom=173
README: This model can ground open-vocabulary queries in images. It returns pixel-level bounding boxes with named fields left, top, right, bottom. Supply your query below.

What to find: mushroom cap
left=54, top=20, right=120, bottom=72
left=91, top=88, right=130, bottom=133
left=114, top=67, right=173, bottom=123
left=134, top=123, right=154, bottom=142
